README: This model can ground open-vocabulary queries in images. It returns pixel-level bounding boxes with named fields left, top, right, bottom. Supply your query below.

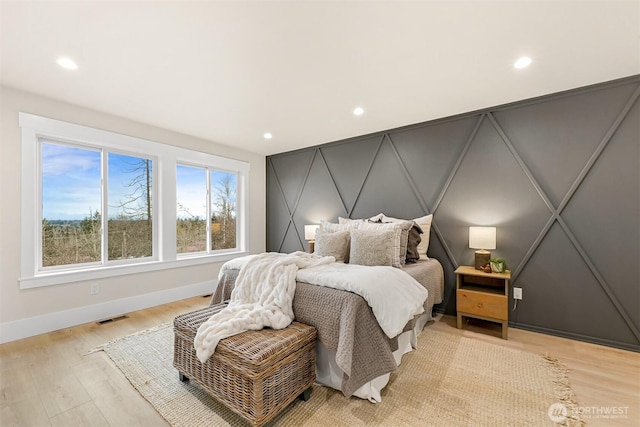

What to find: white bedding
left=216, top=252, right=429, bottom=340
left=194, top=251, right=335, bottom=362
left=296, top=262, right=428, bottom=338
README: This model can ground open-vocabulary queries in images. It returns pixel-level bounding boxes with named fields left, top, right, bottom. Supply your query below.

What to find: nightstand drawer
left=457, top=289, right=507, bottom=320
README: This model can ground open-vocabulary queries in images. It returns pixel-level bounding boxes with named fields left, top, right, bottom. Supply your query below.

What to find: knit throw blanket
left=194, top=252, right=335, bottom=363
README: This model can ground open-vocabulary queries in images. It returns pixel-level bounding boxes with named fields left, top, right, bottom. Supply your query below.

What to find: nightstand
left=455, top=266, right=511, bottom=339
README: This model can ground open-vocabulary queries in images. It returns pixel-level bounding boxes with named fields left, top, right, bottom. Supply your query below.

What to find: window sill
left=19, top=251, right=249, bottom=289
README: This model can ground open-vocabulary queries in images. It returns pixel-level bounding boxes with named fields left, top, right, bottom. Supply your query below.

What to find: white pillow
left=320, top=219, right=360, bottom=233
left=369, top=213, right=384, bottom=222
left=338, top=217, right=365, bottom=224
left=357, top=220, right=413, bottom=267
left=381, top=214, right=433, bottom=260
left=338, top=214, right=383, bottom=224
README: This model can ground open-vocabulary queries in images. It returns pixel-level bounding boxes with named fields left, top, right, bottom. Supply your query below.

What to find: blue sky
left=42, top=142, right=101, bottom=220
left=177, top=165, right=237, bottom=220
left=42, top=141, right=235, bottom=221
left=176, top=164, right=206, bottom=219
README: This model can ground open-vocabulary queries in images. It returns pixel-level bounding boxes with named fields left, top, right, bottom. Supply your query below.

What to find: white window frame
left=20, top=113, right=250, bottom=289
left=38, top=139, right=159, bottom=271
left=175, top=161, right=241, bottom=258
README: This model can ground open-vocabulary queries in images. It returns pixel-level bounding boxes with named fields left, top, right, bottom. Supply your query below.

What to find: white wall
left=0, top=85, right=266, bottom=342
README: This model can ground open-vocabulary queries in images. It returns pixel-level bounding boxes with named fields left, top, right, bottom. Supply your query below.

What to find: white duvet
left=195, top=252, right=428, bottom=363
left=297, top=262, right=428, bottom=338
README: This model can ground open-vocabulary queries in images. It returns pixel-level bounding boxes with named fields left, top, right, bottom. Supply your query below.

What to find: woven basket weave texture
left=173, top=305, right=317, bottom=427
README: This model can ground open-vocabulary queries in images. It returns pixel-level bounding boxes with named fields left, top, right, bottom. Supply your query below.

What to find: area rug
left=94, top=323, right=583, bottom=426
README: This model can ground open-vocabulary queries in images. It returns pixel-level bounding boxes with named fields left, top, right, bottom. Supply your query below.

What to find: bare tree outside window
left=176, top=166, right=237, bottom=254
left=211, top=172, right=236, bottom=250
left=107, top=154, right=153, bottom=260
left=112, top=158, right=152, bottom=221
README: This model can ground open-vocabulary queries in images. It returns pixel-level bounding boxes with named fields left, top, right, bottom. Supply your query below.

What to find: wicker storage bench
left=173, top=305, right=317, bottom=427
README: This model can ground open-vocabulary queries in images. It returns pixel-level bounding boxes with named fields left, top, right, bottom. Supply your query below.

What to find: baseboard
left=0, top=280, right=216, bottom=344
left=510, top=321, right=640, bottom=353
left=434, top=307, right=640, bottom=353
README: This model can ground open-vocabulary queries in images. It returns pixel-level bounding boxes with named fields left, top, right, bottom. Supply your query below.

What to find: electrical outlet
left=90, top=282, right=99, bottom=295
left=513, top=287, right=522, bottom=300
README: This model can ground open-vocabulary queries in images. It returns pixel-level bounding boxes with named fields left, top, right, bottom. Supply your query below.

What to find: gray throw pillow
left=349, top=229, right=395, bottom=267
left=356, top=220, right=414, bottom=267
left=405, top=222, right=423, bottom=263
left=315, top=229, right=350, bottom=262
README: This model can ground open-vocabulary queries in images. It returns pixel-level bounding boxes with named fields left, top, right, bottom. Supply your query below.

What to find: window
left=176, top=165, right=238, bottom=255
left=41, top=142, right=156, bottom=269
left=41, top=141, right=102, bottom=267
left=107, top=153, right=154, bottom=261
left=176, top=164, right=207, bottom=254
left=210, top=171, right=237, bottom=251
left=20, top=113, right=250, bottom=288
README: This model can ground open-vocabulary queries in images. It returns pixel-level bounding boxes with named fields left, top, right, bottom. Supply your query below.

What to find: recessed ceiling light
left=514, top=56, right=532, bottom=69
left=353, top=107, right=364, bottom=116
left=56, top=57, right=78, bottom=70
left=263, top=132, right=273, bottom=140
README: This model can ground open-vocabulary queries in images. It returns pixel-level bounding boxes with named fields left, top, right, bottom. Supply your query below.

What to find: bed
left=207, top=213, right=444, bottom=402
left=211, top=258, right=443, bottom=402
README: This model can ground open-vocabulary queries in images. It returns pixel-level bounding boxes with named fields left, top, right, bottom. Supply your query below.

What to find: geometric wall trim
left=267, top=76, right=640, bottom=351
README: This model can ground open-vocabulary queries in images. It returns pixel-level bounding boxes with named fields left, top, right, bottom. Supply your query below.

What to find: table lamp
left=469, top=226, right=496, bottom=270
left=304, top=224, right=319, bottom=253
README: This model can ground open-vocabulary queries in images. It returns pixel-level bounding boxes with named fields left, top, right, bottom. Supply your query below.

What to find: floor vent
left=96, top=315, right=129, bottom=325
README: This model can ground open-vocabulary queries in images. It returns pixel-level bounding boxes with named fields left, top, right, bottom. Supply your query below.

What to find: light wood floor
left=1, top=296, right=638, bottom=426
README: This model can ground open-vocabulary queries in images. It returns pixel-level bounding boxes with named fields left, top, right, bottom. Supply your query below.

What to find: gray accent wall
left=266, top=76, right=640, bottom=352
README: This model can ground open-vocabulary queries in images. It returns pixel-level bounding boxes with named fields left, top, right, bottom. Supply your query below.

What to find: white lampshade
left=469, top=226, right=496, bottom=250
left=304, top=224, right=319, bottom=241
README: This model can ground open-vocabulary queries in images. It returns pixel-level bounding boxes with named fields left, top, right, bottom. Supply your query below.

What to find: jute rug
left=95, top=323, right=583, bottom=426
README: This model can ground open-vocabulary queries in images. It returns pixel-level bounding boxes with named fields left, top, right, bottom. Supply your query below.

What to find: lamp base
left=309, top=241, right=315, bottom=253
left=474, top=250, right=491, bottom=270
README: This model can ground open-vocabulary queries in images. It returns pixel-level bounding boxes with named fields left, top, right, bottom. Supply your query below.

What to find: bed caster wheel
left=179, top=372, right=189, bottom=382
left=299, top=388, right=312, bottom=401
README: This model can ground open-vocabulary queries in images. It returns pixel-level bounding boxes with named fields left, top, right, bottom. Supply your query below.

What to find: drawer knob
left=477, top=303, right=483, bottom=308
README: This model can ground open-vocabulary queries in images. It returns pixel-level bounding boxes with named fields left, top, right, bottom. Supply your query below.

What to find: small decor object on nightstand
left=490, top=258, right=507, bottom=273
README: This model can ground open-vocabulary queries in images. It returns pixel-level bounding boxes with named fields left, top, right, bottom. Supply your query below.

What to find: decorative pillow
left=338, top=217, right=365, bottom=224
left=320, top=219, right=360, bottom=233
left=405, top=222, right=423, bottom=263
left=382, top=214, right=433, bottom=260
left=376, top=217, right=422, bottom=263
left=338, top=214, right=383, bottom=224
left=369, top=213, right=384, bottom=222
left=314, top=229, right=350, bottom=262
left=356, top=220, right=413, bottom=267
left=412, top=214, right=433, bottom=260
left=349, top=229, right=395, bottom=267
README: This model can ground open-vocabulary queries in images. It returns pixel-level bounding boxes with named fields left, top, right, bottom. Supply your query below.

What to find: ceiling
left=1, top=1, right=638, bottom=156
